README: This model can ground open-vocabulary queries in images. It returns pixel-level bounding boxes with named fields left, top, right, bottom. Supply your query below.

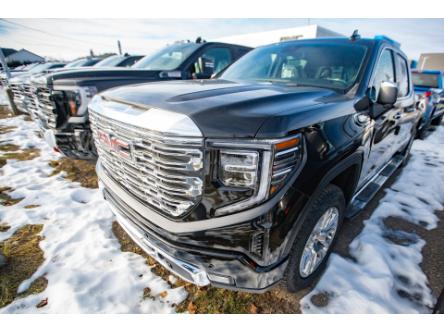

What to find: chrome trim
left=90, top=95, right=202, bottom=137
left=34, top=85, right=57, bottom=128
left=97, top=149, right=306, bottom=233
left=275, top=146, right=299, bottom=157
left=90, top=104, right=204, bottom=217
left=110, top=204, right=210, bottom=286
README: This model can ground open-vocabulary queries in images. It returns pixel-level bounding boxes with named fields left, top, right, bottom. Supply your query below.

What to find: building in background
left=418, top=53, right=444, bottom=72
left=216, top=24, right=343, bottom=47
left=0, top=48, right=44, bottom=68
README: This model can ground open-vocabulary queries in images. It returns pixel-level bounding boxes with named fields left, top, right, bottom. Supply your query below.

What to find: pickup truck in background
left=5, top=54, right=144, bottom=117
left=89, top=34, right=421, bottom=292
left=92, top=54, right=144, bottom=68
left=412, top=69, right=444, bottom=138
left=32, top=39, right=252, bottom=159
left=2, top=62, right=66, bottom=115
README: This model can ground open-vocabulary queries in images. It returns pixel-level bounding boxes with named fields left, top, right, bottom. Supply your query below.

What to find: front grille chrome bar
left=89, top=107, right=204, bottom=218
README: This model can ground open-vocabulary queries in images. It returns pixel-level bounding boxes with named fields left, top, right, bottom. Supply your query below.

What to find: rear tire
left=284, top=184, right=345, bottom=292
left=431, top=114, right=443, bottom=126
left=417, top=116, right=431, bottom=140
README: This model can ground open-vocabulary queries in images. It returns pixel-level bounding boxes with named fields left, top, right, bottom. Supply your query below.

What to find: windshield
left=27, top=63, right=54, bottom=73
left=132, top=43, right=200, bottom=70
left=94, top=55, right=123, bottom=67
left=64, top=59, right=88, bottom=68
left=222, top=42, right=368, bottom=91
left=412, top=72, right=439, bottom=88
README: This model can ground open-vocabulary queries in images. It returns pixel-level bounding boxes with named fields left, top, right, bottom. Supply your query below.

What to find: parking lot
left=1, top=102, right=443, bottom=313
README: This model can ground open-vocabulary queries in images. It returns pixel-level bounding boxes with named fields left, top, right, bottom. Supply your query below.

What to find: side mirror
left=377, top=81, right=398, bottom=106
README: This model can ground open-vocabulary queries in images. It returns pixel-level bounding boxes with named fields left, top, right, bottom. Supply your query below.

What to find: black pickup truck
left=89, top=34, right=420, bottom=292
left=31, top=40, right=251, bottom=159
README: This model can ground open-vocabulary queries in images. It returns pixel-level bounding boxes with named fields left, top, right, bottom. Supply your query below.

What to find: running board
left=346, top=155, right=404, bottom=218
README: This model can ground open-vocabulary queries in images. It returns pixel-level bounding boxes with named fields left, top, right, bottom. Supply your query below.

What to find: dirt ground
left=0, top=105, right=442, bottom=313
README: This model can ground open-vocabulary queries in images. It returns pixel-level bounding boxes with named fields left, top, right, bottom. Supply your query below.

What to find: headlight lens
left=65, top=90, right=82, bottom=116
left=210, top=134, right=304, bottom=216
left=58, top=86, right=98, bottom=116
left=219, top=151, right=259, bottom=188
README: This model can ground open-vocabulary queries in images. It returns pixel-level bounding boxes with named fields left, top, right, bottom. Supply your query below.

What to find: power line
left=0, top=19, right=116, bottom=48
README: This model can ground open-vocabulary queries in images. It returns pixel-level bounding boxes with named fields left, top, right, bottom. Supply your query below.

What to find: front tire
left=284, top=184, right=345, bottom=292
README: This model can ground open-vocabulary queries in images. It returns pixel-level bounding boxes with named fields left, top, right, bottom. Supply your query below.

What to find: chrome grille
left=89, top=110, right=204, bottom=218
left=10, top=83, right=26, bottom=112
left=34, top=85, right=57, bottom=128
left=22, top=83, right=38, bottom=117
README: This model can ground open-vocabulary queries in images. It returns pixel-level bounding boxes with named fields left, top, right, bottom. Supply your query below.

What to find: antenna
left=350, top=30, right=361, bottom=41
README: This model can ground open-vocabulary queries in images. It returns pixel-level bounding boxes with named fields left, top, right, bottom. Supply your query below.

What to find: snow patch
left=301, top=126, right=444, bottom=313
left=0, top=114, right=187, bottom=313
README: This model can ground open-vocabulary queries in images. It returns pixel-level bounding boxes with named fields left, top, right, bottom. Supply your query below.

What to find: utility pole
left=117, top=40, right=122, bottom=55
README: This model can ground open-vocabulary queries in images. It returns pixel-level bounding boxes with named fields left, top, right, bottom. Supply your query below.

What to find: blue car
left=412, top=69, right=444, bottom=138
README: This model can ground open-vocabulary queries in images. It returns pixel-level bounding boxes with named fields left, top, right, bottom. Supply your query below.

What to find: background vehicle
left=6, top=56, right=145, bottom=116
left=33, top=39, right=251, bottom=159
left=62, top=57, right=103, bottom=69
left=89, top=35, right=420, bottom=292
left=412, top=70, right=444, bottom=138
left=418, top=53, right=444, bottom=72
left=93, top=54, right=144, bottom=68
left=2, top=62, right=66, bottom=114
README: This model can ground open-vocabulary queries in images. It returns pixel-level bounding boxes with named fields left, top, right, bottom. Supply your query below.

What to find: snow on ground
left=1, top=108, right=443, bottom=314
left=0, top=88, right=9, bottom=106
left=0, top=114, right=187, bottom=313
left=301, top=126, right=444, bottom=314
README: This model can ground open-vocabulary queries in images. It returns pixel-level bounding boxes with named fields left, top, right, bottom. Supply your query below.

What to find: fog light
left=207, top=273, right=234, bottom=285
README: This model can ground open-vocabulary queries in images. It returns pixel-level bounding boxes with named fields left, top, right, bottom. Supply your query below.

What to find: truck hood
left=100, top=79, right=344, bottom=138
left=42, top=68, right=167, bottom=88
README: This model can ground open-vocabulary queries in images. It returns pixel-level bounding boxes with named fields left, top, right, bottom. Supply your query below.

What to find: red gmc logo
left=97, top=130, right=131, bottom=158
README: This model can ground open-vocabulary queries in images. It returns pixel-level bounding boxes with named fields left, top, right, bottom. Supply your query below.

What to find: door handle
left=393, top=112, right=402, bottom=120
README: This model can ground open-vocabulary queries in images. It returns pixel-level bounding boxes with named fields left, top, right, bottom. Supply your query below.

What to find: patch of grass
left=0, top=187, right=23, bottom=206
left=112, top=222, right=179, bottom=286
left=17, top=276, right=48, bottom=299
left=0, top=126, right=17, bottom=135
left=0, top=143, right=20, bottom=152
left=24, top=204, right=40, bottom=209
left=177, top=284, right=302, bottom=314
left=0, top=147, right=40, bottom=169
left=0, top=223, right=11, bottom=232
left=112, top=221, right=302, bottom=313
left=0, top=106, right=15, bottom=119
left=49, top=158, right=98, bottom=189
left=0, top=224, right=46, bottom=308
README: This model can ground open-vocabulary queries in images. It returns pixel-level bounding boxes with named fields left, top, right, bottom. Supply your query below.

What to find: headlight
left=219, top=151, right=259, bottom=187
left=55, top=86, right=98, bottom=116
left=209, top=134, right=305, bottom=216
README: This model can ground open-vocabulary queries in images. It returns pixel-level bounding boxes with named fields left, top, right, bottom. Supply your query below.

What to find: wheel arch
left=282, top=151, right=363, bottom=258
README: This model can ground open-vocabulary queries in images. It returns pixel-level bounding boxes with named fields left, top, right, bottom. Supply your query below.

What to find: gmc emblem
left=97, top=130, right=131, bottom=158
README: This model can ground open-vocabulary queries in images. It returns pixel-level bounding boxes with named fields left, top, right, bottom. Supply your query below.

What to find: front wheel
left=284, top=184, right=345, bottom=292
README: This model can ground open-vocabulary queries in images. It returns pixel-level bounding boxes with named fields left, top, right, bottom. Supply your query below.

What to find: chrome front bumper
left=99, top=180, right=210, bottom=287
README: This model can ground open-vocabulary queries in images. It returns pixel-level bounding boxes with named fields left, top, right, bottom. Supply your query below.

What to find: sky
left=0, top=18, right=443, bottom=61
